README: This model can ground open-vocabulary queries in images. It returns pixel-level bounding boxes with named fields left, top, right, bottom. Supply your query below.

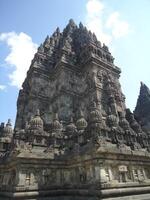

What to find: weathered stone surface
left=0, top=20, right=150, bottom=200
left=134, top=82, right=150, bottom=134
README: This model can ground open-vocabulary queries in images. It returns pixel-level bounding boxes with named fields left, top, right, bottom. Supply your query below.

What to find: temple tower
left=1, top=20, right=150, bottom=200
left=15, top=19, right=125, bottom=131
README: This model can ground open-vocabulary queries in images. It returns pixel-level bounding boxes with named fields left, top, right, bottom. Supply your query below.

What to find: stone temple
left=1, top=19, right=150, bottom=200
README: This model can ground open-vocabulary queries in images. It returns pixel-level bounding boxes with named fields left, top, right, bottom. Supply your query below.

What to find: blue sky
left=0, top=0, right=150, bottom=126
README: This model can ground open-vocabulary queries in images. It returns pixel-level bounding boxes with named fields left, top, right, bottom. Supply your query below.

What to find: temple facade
left=0, top=20, right=150, bottom=200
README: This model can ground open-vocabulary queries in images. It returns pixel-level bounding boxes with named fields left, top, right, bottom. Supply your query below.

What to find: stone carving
left=0, top=20, right=150, bottom=200
left=134, top=82, right=150, bottom=134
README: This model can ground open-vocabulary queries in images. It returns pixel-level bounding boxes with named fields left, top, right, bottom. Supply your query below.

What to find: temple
left=1, top=19, right=150, bottom=200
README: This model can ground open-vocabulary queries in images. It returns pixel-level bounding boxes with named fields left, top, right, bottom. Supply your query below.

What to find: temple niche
left=1, top=19, right=150, bottom=199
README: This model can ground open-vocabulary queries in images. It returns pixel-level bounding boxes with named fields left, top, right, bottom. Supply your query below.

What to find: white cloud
left=0, top=85, right=6, bottom=90
left=85, top=0, right=130, bottom=45
left=86, top=0, right=111, bottom=45
left=0, top=32, right=38, bottom=88
left=86, top=0, right=104, bottom=16
left=106, top=12, right=130, bottom=38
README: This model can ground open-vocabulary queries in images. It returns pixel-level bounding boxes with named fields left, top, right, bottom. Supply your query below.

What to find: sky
left=0, top=0, right=150, bottom=126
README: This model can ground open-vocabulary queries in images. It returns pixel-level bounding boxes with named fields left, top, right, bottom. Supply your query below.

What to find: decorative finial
left=102, top=43, right=109, bottom=51
left=53, top=113, right=58, bottom=120
left=79, top=22, right=84, bottom=29
left=0, top=122, right=5, bottom=129
left=38, top=44, right=44, bottom=52
left=89, top=30, right=92, bottom=37
left=92, top=33, right=97, bottom=41
left=56, top=27, right=60, bottom=34
left=76, top=110, right=87, bottom=130
left=35, top=109, right=40, bottom=116
left=140, top=81, right=147, bottom=89
left=140, top=81, right=144, bottom=86
left=140, top=81, right=150, bottom=95
left=79, top=109, right=84, bottom=118
left=69, top=19, right=75, bottom=26
left=70, top=117, right=74, bottom=123
left=45, top=35, right=49, bottom=40
left=3, top=119, right=13, bottom=136
left=7, top=119, right=12, bottom=126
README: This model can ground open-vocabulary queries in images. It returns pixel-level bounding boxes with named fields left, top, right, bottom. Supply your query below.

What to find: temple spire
left=139, top=81, right=150, bottom=96
left=134, top=82, right=150, bottom=132
left=68, top=19, right=76, bottom=27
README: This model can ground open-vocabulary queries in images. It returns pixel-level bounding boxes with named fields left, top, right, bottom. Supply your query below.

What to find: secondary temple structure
left=1, top=19, right=150, bottom=200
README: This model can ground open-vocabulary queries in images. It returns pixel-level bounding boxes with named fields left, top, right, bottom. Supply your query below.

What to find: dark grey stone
left=0, top=19, right=150, bottom=200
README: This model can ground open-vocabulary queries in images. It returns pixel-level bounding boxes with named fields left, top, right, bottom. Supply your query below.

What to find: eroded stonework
left=134, top=82, right=150, bottom=134
left=0, top=20, right=150, bottom=200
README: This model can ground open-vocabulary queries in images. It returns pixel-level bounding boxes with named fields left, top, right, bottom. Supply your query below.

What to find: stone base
left=1, top=186, right=150, bottom=200
left=105, top=193, right=150, bottom=200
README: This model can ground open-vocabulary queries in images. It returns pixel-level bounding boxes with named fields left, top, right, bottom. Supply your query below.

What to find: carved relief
left=1, top=20, right=150, bottom=200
